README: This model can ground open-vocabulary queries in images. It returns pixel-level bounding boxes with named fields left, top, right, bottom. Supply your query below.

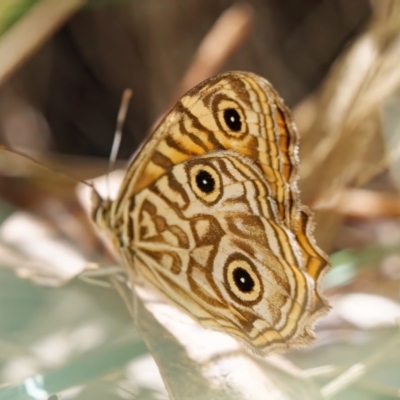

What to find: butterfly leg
left=78, top=264, right=124, bottom=288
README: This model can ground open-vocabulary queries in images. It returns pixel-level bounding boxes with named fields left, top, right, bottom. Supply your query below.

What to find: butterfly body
left=92, top=71, right=329, bottom=355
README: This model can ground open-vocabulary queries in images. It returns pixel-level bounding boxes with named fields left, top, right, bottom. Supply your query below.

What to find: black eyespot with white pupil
left=233, top=267, right=254, bottom=293
left=195, top=170, right=215, bottom=193
left=189, top=163, right=222, bottom=204
left=223, top=108, right=242, bottom=132
left=224, top=255, right=263, bottom=304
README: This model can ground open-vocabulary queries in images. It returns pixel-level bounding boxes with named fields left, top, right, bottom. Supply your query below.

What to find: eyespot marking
left=195, top=169, right=215, bottom=193
left=214, top=98, right=247, bottom=137
left=224, top=253, right=263, bottom=304
left=233, top=267, right=254, bottom=292
left=189, top=163, right=222, bottom=204
left=224, top=108, right=242, bottom=132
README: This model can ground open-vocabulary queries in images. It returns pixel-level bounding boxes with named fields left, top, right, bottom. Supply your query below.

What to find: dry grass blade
left=171, top=2, right=253, bottom=104
left=0, top=0, right=86, bottom=87
left=148, top=2, right=253, bottom=145
left=291, top=2, right=400, bottom=252
left=108, top=88, right=133, bottom=188
left=332, top=188, right=400, bottom=218
left=298, top=1, right=400, bottom=207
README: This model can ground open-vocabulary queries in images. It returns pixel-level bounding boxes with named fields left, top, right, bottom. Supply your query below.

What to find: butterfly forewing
left=113, top=72, right=298, bottom=227
left=93, top=71, right=330, bottom=355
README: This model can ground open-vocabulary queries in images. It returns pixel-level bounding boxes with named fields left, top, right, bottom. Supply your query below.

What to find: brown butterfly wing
left=94, top=71, right=330, bottom=354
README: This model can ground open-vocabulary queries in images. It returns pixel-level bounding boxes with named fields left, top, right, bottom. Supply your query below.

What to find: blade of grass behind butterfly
left=0, top=0, right=38, bottom=37
left=382, top=87, right=400, bottom=192
left=295, top=2, right=400, bottom=251
left=0, top=0, right=86, bottom=87
left=142, top=2, right=253, bottom=150
left=171, top=3, right=253, bottom=104
left=299, top=3, right=400, bottom=201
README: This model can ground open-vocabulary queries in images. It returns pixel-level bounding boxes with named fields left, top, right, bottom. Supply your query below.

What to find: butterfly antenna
left=107, top=88, right=133, bottom=197
left=0, top=144, right=93, bottom=189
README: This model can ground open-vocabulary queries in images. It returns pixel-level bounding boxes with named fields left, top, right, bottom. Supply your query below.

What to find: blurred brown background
left=0, top=0, right=371, bottom=159
left=4, top=0, right=400, bottom=256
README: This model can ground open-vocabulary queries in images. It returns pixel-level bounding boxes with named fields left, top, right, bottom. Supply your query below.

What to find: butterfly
left=91, top=71, right=330, bottom=355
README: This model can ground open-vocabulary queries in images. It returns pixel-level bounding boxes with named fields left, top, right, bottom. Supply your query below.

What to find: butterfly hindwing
left=125, top=151, right=328, bottom=354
